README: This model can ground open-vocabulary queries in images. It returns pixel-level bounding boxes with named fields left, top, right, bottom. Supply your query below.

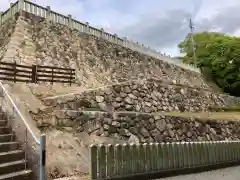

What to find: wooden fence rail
left=89, top=141, right=240, bottom=179
left=0, top=61, right=75, bottom=85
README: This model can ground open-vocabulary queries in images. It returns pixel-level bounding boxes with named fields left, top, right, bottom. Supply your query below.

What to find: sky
left=1, top=0, right=240, bottom=56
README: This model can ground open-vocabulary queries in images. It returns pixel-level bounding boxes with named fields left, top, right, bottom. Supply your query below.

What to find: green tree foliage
left=178, top=32, right=240, bottom=96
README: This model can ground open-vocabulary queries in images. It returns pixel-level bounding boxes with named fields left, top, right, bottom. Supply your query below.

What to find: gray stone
left=120, top=92, right=127, bottom=98
left=115, top=97, right=122, bottom=102
left=166, top=123, right=173, bottom=129
left=140, top=127, right=150, bottom=138
left=128, top=134, right=140, bottom=143
left=96, top=96, right=104, bottom=103
left=125, top=104, right=133, bottom=110
left=112, top=121, right=121, bottom=127
left=128, top=93, right=137, bottom=100
left=103, top=124, right=110, bottom=130
left=123, top=86, right=131, bottom=93
left=124, top=97, right=133, bottom=104
left=156, top=119, right=166, bottom=132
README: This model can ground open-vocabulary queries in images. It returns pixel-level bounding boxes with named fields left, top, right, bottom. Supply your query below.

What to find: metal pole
left=40, top=134, right=46, bottom=180
left=189, top=18, right=197, bottom=68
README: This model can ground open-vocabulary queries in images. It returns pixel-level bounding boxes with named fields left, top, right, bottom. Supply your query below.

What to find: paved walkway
left=156, top=165, right=240, bottom=180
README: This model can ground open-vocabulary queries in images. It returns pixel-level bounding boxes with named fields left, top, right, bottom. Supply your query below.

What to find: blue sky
left=1, top=0, right=240, bottom=56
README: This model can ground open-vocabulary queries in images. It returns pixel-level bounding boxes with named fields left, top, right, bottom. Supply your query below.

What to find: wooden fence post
left=68, top=14, right=72, bottom=29
left=123, top=143, right=130, bottom=174
left=89, top=144, right=98, bottom=180
left=98, top=144, right=107, bottom=178
left=46, top=6, right=51, bottom=21
left=51, top=67, right=54, bottom=85
left=114, top=144, right=123, bottom=176
left=69, top=69, right=73, bottom=86
left=106, top=144, right=114, bottom=177
left=138, top=143, right=145, bottom=172
left=13, top=61, right=17, bottom=83
left=32, top=64, right=37, bottom=83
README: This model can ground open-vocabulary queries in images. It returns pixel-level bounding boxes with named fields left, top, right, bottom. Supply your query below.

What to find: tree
left=178, top=32, right=240, bottom=96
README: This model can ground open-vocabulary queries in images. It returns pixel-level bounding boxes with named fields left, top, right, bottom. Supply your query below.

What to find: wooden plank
left=178, top=142, right=184, bottom=169
left=205, top=142, right=210, bottom=165
left=163, top=143, right=170, bottom=169
left=234, top=141, right=239, bottom=161
left=98, top=144, right=107, bottom=178
left=167, top=142, right=174, bottom=169
left=37, top=74, right=75, bottom=79
left=89, top=144, right=98, bottom=180
left=184, top=142, right=190, bottom=168
left=142, top=143, right=148, bottom=173
left=37, top=69, right=75, bottom=75
left=130, top=143, right=138, bottom=174
left=135, top=144, right=142, bottom=173
left=122, top=143, right=130, bottom=175
left=0, top=67, right=32, bottom=74
left=143, top=143, right=151, bottom=172
left=0, top=61, right=32, bottom=69
left=172, top=142, right=180, bottom=169
left=0, top=71, right=31, bottom=78
left=237, top=142, right=240, bottom=160
left=188, top=142, right=194, bottom=167
left=114, top=144, right=123, bottom=176
left=0, top=67, right=15, bottom=71
left=148, top=143, right=155, bottom=172
left=15, top=63, right=33, bottom=69
left=106, top=144, right=114, bottom=178
left=151, top=143, right=158, bottom=172
left=37, top=65, right=75, bottom=71
left=0, top=77, right=32, bottom=83
left=36, top=78, right=74, bottom=83
left=138, top=143, right=145, bottom=172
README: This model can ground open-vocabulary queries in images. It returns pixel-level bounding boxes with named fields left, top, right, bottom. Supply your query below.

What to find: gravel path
left=156, top=166, right=240, bottom=180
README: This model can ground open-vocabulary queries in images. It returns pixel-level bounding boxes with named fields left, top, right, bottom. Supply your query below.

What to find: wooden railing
left=0, top=61, right=75, bottom=85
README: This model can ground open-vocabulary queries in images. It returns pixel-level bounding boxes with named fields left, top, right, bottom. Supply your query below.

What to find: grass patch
left=209, top=105, right=240, bottom=112
left=164, top=111, right=240, bottom=122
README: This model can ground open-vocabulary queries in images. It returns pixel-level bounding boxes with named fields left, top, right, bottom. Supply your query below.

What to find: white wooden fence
left=89, top=141, right=240, bottom=179
left=0, top=0, right=200, bottom=73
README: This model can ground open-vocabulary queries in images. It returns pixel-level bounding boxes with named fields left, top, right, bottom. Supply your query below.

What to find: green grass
left=209, top=105, right=240, bottom=112
left=165, top=111, right=240, bottom=122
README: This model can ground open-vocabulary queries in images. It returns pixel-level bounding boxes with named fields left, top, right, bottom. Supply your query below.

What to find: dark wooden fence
left=0, top=61, right=75, bottom=85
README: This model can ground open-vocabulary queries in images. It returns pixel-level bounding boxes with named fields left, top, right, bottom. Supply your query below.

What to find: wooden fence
left=0, top=61, right=75, bottom=85
left=89, top=141, right=240, bottom=179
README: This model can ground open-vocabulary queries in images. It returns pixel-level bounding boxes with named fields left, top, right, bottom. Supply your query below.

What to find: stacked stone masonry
left=43, top=79, right=239, bottom=113
left=31, top=110, right=240, bottom=143
left=1, top=11, right=240, bottom=144
left=0, top=14, right=18, bottom=60
left=30, top=79, right=240, bottom=143
left=1, top=11, right=209, bottom=89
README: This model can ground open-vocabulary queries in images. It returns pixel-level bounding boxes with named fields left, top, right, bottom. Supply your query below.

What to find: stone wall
left=0, top=13, right=18, bottom=60
left=44, top=79, right=228, bottom=113
left=2, top=11, right=240, bottom=145
left=31, top=110, right=240, bottom=143
left=1, top=11, right=210, bottom=89
left=219, top=94, right=240, bottom=107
